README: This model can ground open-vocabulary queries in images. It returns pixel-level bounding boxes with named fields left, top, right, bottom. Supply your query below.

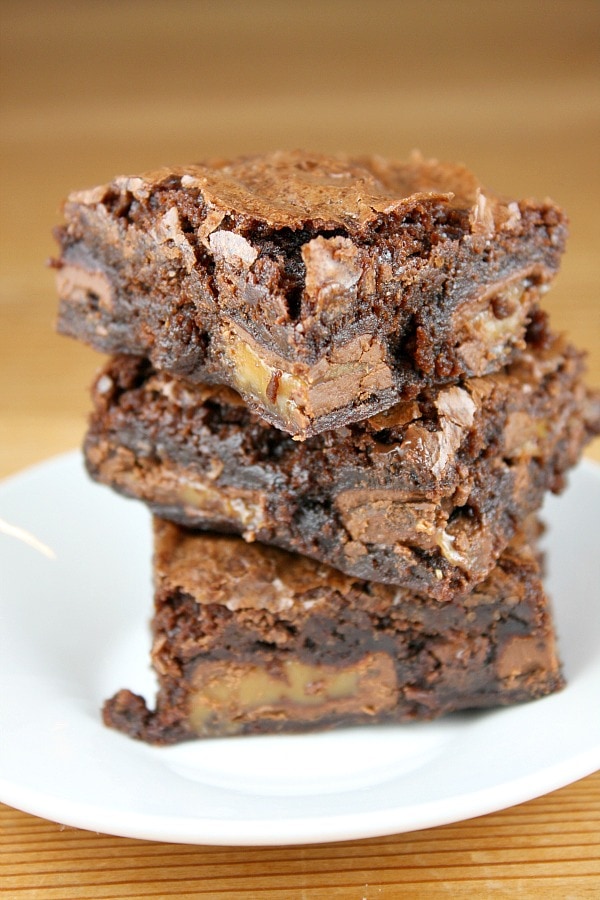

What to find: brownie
left=53, top=150, right=567, bottom=438
left=85, top=333, right=600, bottom=599
left=102, top=518, right=564, bottom=744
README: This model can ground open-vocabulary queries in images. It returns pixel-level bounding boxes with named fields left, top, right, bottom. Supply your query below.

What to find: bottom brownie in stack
left=103, top=518, right=563, bottom=744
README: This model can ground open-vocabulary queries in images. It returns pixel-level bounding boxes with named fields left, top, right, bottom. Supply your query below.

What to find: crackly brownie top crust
left=65, top=150, right=515, bottom=235
left=153, top=517, right=543, bottom=618
left=154, top=518, right=357, bottom=615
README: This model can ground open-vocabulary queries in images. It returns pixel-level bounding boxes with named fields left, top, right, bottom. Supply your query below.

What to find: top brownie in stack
left=53, top=151, right=566, bottom=438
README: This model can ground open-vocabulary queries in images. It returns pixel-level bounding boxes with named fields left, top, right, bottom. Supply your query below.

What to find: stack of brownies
left=53, top=151, right=600, bottom=743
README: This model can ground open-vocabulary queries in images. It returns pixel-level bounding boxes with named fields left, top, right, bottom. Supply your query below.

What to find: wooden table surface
left=1, top=2, right=599, bottom=896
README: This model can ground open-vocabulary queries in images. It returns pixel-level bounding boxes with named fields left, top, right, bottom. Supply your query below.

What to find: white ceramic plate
left=0, top=452, right=599, bottom=846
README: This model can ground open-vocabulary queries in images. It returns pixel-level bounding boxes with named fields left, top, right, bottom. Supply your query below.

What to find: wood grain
left=1, top=1, right=599, bottom=896
left=2, top=771, right=600, bottom=898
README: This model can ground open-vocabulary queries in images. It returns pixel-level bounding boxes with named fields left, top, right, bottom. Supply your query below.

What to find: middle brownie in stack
left=85, top=330, right=598, bottom=602
left=53, top=151, right=600, bottom=742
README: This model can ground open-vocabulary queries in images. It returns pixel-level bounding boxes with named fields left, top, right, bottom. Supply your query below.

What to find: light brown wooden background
left=1, top=2, right=599, bottom=897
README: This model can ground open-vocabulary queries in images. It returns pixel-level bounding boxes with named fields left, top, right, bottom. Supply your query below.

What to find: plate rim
left=1, top=745, right=599, bottom=846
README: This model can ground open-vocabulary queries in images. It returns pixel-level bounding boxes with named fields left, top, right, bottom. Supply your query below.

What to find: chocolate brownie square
left=102, top=519, right=564, bottom=744
left=85, top=333, right=600, bottom=599
left=54, top=151, right=567, bottom=437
